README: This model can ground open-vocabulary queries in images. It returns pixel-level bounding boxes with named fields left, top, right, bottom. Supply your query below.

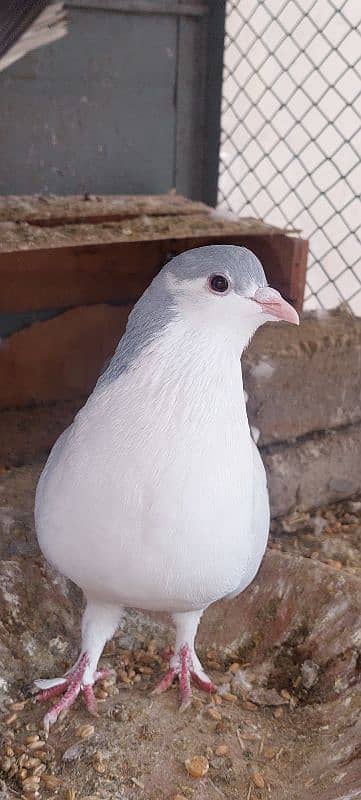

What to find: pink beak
left=253, top=287, right=299, bottom=325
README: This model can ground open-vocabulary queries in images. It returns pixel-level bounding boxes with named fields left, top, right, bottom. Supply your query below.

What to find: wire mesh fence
left=218, top=0, right=361, bottom=313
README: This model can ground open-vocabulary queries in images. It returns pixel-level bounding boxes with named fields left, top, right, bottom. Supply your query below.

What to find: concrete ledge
left=244, top=311, right=361, bottom=445
left=264, top=420, right=361, bottom=517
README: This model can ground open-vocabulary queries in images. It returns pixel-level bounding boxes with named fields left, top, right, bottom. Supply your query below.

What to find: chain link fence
left=218, top=0, right=361, bottom=313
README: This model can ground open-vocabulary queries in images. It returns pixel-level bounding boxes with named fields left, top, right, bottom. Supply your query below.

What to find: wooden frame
left=0, top=194, right=308, bottom=409
left=0, top=232, right=308, bottom=314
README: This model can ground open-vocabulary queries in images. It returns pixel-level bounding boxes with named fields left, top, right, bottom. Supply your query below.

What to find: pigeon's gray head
left=96, top=245, right=298, bottom=388
left=166, top=244, right=266, bottom=294
left=161, top=244, right=299, bottom=331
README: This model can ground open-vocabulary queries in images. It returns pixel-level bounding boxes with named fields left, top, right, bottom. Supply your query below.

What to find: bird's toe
left=35, top=652, right=110, bottom=731
left=152, top=643, right=216, bottom=709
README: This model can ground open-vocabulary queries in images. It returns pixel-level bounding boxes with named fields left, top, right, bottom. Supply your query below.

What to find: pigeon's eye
left=209, top=274, right=229, bottom=294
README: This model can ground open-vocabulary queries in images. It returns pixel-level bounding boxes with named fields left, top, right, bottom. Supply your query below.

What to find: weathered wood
left=0, top=304, right=131, bottom=409
left=0, top=194, right=308, bottom=315
left=0, top=231, right=308, bottom=314
left=0, top=193, right=209, bottom=224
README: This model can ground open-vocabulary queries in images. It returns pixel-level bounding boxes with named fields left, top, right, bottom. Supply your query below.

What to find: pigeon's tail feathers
left=0, top=2, right=67, bottom=72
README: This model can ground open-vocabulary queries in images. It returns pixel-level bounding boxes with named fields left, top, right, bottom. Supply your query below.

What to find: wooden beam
left=0, top=193, right=209, bottom=224
left=0, top=304, right=131, bottom=409
left=0, top=232, right=308, bottom=314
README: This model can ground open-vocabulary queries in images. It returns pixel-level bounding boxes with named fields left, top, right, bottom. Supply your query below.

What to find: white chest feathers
left=36, top=313, right=269, bottom=612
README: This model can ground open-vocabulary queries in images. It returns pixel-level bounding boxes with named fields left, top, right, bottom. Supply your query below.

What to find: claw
left=152, top=667, right=176, bottom=695
left=153, top=643, right=216, bottom=709
left=82, top=684, right=99, bottom=716
left=35, top=653, right=112, bottom=732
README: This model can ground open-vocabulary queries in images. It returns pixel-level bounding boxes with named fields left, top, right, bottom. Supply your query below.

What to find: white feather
left=34, top=677, right=67, bottom=690
left=35, top=280, right=269, bottom=615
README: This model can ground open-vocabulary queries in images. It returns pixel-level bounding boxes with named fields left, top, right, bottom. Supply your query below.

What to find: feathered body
left=34, top=245, right=298, bottom=727
left=36, top=312, right=268, bottom=612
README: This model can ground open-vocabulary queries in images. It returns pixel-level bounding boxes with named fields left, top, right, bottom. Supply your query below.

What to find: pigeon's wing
left=226, top=440, right=270, bottom=599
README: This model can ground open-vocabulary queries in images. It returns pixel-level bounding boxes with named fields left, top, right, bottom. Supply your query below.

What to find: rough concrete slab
left=264, top=421, right=361, bottom=517
left=244, top=310, right=361, bottom=445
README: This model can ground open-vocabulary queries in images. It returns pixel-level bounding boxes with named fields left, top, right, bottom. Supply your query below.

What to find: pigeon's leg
left=35, top=601, right=120, bottom=732
left=153, top=610, right=216, bottom=710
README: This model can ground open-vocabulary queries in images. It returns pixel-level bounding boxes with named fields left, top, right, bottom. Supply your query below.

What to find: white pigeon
left=34, top=245, right=299, bottom=730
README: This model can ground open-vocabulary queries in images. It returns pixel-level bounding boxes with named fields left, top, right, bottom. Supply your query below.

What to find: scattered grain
left=40, top=774, right=63, bottom=789
left=222, top=692, right=237, bottom=703
left=185, top=755, right=209, bottom=779
left=215, top=745, right=229, bottom=756
left=252, top=771, right=265, bottom=789
left=207, top=707, right=222, bottom=721
left=93, top=762, right=106, bottom=775
left=24, top=758, right=41, bottom=770
left=33, top=763, right=47, bottom=776
left=94, top=688, right=108, bottom=700
left=9, top=701, right=27, bottom=712
left=244, top=701, right=257, bottom=711
left=264, top=747, right=276, bottom=760
left=19, top=767, right=28, bottom=780
left=4, top=713, right=17, bottom=726
left=76, top=723, right=95, bottom=739
left=100, top=677, right=116, bottom=689
left=22, top=775, right=41, bottom=791
left=27, top=740, right=46, bottom=751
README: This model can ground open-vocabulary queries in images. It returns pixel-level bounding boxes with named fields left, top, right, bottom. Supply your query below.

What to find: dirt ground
left=0, top=463, right=360, bottom=800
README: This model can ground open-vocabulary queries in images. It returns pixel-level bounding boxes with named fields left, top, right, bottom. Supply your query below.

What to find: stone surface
left=0, top=400, right=82, bottom=467
left=0, top=541, right=360, bottom=799
left=244, top=310, right=361, bottom=445
left=264, top=421, right=361, bottom=517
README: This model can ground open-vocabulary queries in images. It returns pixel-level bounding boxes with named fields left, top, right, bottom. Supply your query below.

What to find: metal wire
left=219, top=0, right=361, bottom=313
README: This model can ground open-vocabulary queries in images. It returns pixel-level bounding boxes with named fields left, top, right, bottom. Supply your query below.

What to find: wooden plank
left=0, top=232, right=308, bottom=313
left=0, top=213, right=302, bottom=252
left=0, top=193, right=209, bottom=224
left=289, top=237, right=309, bottom=314
left=0, top=304, right=131, bottom=409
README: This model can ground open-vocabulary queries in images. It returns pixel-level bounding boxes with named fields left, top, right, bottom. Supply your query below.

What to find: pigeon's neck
left=127, top=313, right=250, bottom=423
left=87, top=312, right=253, bottom=449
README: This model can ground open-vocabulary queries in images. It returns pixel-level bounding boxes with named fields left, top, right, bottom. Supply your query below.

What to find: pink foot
left=153, top=643, right=216, bottom=711
left=35, top=654, right=114, bottom=732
